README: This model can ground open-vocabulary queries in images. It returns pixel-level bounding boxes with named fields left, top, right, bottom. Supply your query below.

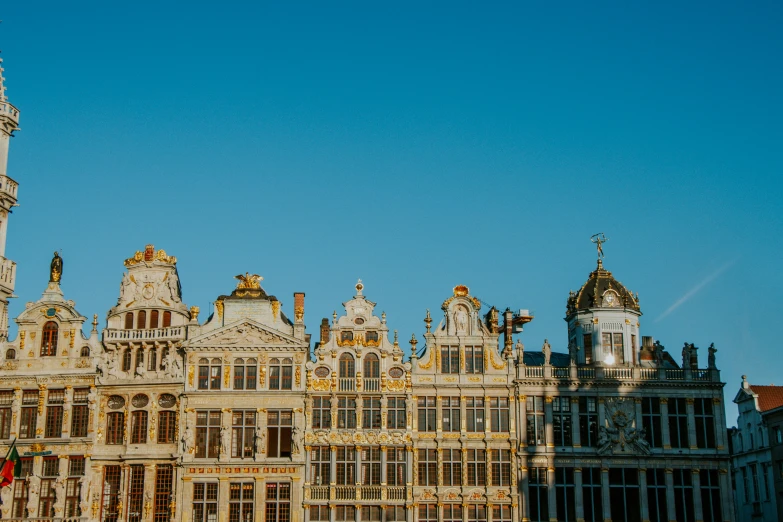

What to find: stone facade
left=0, top=60, right=735, bottom=522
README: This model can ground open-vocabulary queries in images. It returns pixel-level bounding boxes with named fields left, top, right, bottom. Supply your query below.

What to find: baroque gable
left=184, top=319, right=307, bottom=350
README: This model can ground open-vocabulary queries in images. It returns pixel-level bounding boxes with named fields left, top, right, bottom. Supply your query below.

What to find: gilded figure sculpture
left=50, top=251, right=63, bottom=283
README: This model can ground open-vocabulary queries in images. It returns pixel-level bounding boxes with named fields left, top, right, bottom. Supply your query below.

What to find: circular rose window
left=389, top=367, right=404, bottom=378
left=158, top=393, right=176, bottom=408
left=314, top=366, right=331, bottom=378
left=107, top=395, right=125, bottom=409
left=131, top=394, right=149, bottom=408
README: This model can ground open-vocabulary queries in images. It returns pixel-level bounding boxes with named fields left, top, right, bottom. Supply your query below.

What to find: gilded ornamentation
left=294, top=306, right=304, bottom=322
left=70, top=329, right=75, bottom=348
left=271, top=300, right=280, bottom=321
left=489, top=349, right=506, bottom=370
left=386, top=380, right=405, bottom=392
left=224, top=366, right=230, bottom=387
left=259, top=366, right=266, bottom=387
left=187, top=365, right=194, bottom=387
left=311, top=379, right=330, bottom=391
left=215, top=300, right=224, bottom=318
left=19, top=330, right=25, bottom=349
left=417, top=350, right=434, bottom=370
left=235, top=273, right=263, bottom=289
left=294, top=366, right=301, bottom=387
left=190, top=306, right=200, bottom=321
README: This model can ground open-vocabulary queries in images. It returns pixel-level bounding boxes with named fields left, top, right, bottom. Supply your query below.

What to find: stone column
left=144, top=464, right=156, bottom=522
left=380, top=445, right=388, bottom=493
left=436, top=397, right=443, bottom=434
left=355, top=445, right=362, bottom=501
left=119, top=463, right=130, bottom=522
left=544, top=397, right=554, bottom=449
left=10, top=387, right=20, bottom=438
left=601, top=467, right=611, bottom=522
left=660, top=399, right=671, bottom=449
left=547, top=465, right=557, bottom=522
left=519, top=464, right=529, bottom=522
left=571, top=398, right=581, bottom=448
left=518, top=395, right=528, bottom=448
left=54, top=454, right=69, bottom=517
left=36, top=384, right=46, bottom=439
left=573, top=467, right=584, bottom=522
left=664, top=468, right=676, bottom=522
left=638, top=467, right=649, bottom=522
left=330, top=446, right=337, bottom=498
left=485, top=448, right=492, bottom=487
left=691, top=469, right=703, bottom=522
left=686, top=399, right=697, bottom=450
left=597, top=397, right=606, bottom=434
left=718, top=468, right=732, bottom=522
left=218, top=476, right=230, bottom=522
left=62, top=385, right=73, bottom=437
left=460, top=396, right=467, bottom=433
left=712, top=397, right=726, bottom=450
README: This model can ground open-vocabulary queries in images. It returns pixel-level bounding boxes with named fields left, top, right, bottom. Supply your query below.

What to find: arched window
left=363, top=353, right=380, bottom=391
left=40, top=322, right=58, bottom=356
left=122, top=349, right=132, bottom=372
left=268, top=358, right=293, bottom=390
left=198, top=358, right=221, bottom=390
left=80, top=346, right=90, bottom=357
left=5, top=348, right=15, bottom=360
left=124, top=313, right=133, bottom=329
left=135, top=348, right=144, bottom=371
left=162, top=311, right=172, bottom=328
left=150, top=310, right=159, bottom=329
left=339, top=353, right=355, bottom=392
left=234, top=358, right=257, bottom=390
left=147, top=347, right=157, bottom=371
left=758, top=427, right=764, bottom=448
left=737, top=433, right=743, bottom=452
left=281, top=358, right=293, bottom=390
left=130, top=410, right=148, bottom=444
left=137, top=310, right=146, bottom=330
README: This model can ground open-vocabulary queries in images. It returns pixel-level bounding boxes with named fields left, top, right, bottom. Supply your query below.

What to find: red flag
left=0, top=444, right=20, bottom=488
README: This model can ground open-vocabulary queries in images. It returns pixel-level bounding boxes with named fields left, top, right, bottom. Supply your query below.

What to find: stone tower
left=0, top=56, right=21, bottom=339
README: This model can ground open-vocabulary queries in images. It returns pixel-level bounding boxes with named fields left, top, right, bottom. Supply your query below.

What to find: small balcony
left=364, top=378, right=380, bottom=392
left=0, top=256, right=15, bottom=294
left=0, top=175, right=19, bottom=201
left=338, top=378, right=355, bottom=392
left=104, top=326, right=184, bottom=342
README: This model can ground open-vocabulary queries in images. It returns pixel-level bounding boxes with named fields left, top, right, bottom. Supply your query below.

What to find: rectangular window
left=385, top=506, right=406, bottom=522
left=233, top=359, right=257, bottom=390
left=490, top=397, right=509, bottom=432
left=742, top=467, right=749, bottom=504
left=45, top=389, right=64, bottom=438
left=336, top=447, right=356, bottom=485
left=579, top=397, right=598, bottom=447
left=582, top=468, right=603, bottom=522
left=417, top=397, right=436, bottom=432
left=71, top=388, right=90, bottom=437
left=131, top=410, right=148, bottom=444
left=106, top=412, right=125, bottom=445
left=641, top=398, right=662, bottom=448
left=442, top=448, right=462, bottom=486
left=11, top=458, right=32, bottom=518
left=19, top=390, right=38, bottom=439
left=65, top=457, right=85, bottom=518
left=700, top=470, right=723, bottom=522
left=466, top=448, right=485, bottom=486
left=310, top=446, right=330, bottom=486
left=464, top=346, right=484, bottom=373
left=154, top=464, right=173, bottom=522
left=228, top=482, right=254, bottom=522
left=361, top=506, right=381, bottom=522
left=195, top=410, right=221, bottom=458
left=267, top=410, right=292, bottom=458
left=232, top=410, right=256, bottom=459
left=583, top=333, right=593, bottom=364
left=361, top=446, right=381, bottom=485
left=193, top=483, right=218, bottom=522
left=362, top=397, right=381, bottom=429
left=673, top=469, right=695, bottom=522
left=38, top=456, right=58, bottom=517
left=158, top=411, right=177, bottom=444
left=387, top=397, right=406, bottom=430
left=646, top=468, right=668, bottom=522
left=265, top=483, right=290, bottom=522
left=555, top=467, right=576, bottom=522
left=127, top=464, right=145, bottom=522
left=609, top=468, right=641, bottom=522
left=386, top=447, right=406, bottom=486
left=443, top=504, right=461, bottom=522
left=466, top=397, right=484, bottom=432
left=466, top=504, right=486, bottom=522
left=694, top=398, right=716, bottom=449
left=337, top=397, right=356, bottom=429
left=527, top=396, right=545, bottom=446
left=493, top=505, right=512, bottom=522
left=602, top=332, right=625, bottom=364
left=553, top=397, right=573, bottom=446
left=417, top=448, right=436, bottom=486
left=492, top=449, right=511, bottom=486
left=335, top=506, right=355, bottom=522
left=668, top=398, right=689, bottom=449
left=529, top=467, right=549, bottom=522
left=311, top=396, right=331, bottom=429
left=100, top=464, right=121, bottom=522
left=309, top=506, right=329, bottom=521
left=440, top=346, right=459, bottom=374
left=442, top=397, right=461, bottom=432
left=0, top=391, right=13, bottom=439
left=750, top=463, right=760, bottom=502
left=419, top=504, right=438, bottom=522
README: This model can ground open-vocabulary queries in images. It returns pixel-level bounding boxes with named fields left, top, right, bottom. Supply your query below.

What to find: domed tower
left=566, top=242, right=641, bottom=366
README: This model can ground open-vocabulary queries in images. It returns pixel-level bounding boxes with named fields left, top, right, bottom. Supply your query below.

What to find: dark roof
left=524, top=352, right=571, bottom=367
left=567, top=259, right=640, bottom=315
left=749, top=385, right=783, bottom=412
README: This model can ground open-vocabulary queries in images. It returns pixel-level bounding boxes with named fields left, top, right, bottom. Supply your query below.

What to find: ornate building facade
left=0, top=60, right=735, bottom=522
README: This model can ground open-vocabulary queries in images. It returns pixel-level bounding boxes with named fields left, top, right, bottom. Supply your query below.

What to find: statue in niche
left=119, top=272, right=134, bottom=302
left=454, top=306, right=468, bottom=333
left=542, top=339, right=551, bottom=365
left=167, top=271, right=181, bottom=303
left=255, top=426, right=265, bottom=455
left=181, top=423, right=195, bottom=454
left=290, top=425, right=300, bottom=456
left=708, top=343, right=717, bottom=369
left=0, top=481, right=12, bottom=511
left=50, top=251, right=63, bottom=283
left=220, top=425, right=231, bottom=455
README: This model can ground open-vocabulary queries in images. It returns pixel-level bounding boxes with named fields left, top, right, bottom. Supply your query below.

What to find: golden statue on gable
left=235, top=272, right=263, bottom=290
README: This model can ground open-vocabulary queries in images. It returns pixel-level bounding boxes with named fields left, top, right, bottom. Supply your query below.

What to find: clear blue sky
left=2, top=1, right=782, bottom=424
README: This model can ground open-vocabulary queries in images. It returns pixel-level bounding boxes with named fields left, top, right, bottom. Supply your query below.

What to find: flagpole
left=2, top=437, right=16, bottom=461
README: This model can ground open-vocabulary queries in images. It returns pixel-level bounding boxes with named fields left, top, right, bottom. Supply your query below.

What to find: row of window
left=6, top=456, right=85, bottom=519
left=310, top=505, right=511, bottom=522
left=310, top=446, right=408, bottom=486
left=417, top=397, right=510, bottom=432
left=197, top=357, right=295, bottom=390
left=184, top=410, right=292, bottom=459
left=738, top=462, right=773, bottom=505
left=104, top=410, right=177, bottom=445
left=0, top=388, right=91, bottom=439
left=417, top=448, right=511, bottom=486
left=192, top=482, right=289, bottom=522
left=29, top=321, right=91, bottom=358
left=101, top=464, right=173, bottom=522
left=123, top=310, right=173, bottom=330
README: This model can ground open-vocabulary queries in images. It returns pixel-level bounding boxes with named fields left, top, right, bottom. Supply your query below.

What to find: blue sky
left=2, top=1, right=782, bottom=424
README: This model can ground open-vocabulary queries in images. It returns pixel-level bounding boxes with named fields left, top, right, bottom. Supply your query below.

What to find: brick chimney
left=293, top=292, right=305, bottom=340
left=320, top=318, right=330, bottom=346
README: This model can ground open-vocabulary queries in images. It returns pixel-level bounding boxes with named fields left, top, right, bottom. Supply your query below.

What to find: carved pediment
left=185, top=320, right=305, bottom=348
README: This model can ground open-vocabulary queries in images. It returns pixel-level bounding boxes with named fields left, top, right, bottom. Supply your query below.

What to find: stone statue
left=255, top=426, right=265, bottom=454
left=568, top=341, right=577, bottom=365
left=515, top=340, right=524, bottom=364
left=54, top=475, right=67, bottom=505
left=689, top=343, right=698, bottom=369
left=0, top=481, right=12, bottom=509
left=455, top=306, right=468, bottom=333
left=681, top=343, right=690, bottom=369
left=87, top=387, right=98, bottom=410
left=135, top=362, right=145, bottom=378
left=290, top=425, right=300, bottom=456
left=79, top=476, right=91, bottom=504
left=542, top=339, right=551, bottom=365
left=708, top=343, right=717, bottom=369
left=167, top=271, right=181, bottom=303
left=220, top=425, right=231, bottom=455
left=50, top=251, right=63, bottom=283
left=182, top=423, right=195, bottom=454
left=119, top=272, right=133, bottom=301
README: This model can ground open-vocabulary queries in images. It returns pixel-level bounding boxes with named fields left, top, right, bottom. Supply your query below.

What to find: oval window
left=314, top=366, right=330, bottom=378
left=131, top=394, right=149, bottom=408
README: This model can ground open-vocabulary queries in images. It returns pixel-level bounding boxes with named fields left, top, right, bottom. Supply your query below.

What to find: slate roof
left=567, top=259, right=640, bottom=314
left=524, top=351, right=571, bottom=367
left=749, top=385, right=783, bottom=412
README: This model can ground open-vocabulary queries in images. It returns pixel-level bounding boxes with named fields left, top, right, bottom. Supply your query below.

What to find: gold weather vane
left=235, top=272, right=263, bottom=290
left=591, top=233, right=608, bottom=259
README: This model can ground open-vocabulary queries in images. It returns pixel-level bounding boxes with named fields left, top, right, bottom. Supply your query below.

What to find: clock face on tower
left=603, top=292, right=619, bottom=307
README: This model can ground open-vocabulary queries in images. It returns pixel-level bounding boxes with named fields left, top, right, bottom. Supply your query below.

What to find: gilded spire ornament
left=234, top=272, right=263, bottom=290
left=49, top=251, right=63, bottom=283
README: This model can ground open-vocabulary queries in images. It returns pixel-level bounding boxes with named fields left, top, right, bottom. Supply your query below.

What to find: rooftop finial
left=355, top=279, right=364, bottom=296
left=591, top=233, right=608, bottom=268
